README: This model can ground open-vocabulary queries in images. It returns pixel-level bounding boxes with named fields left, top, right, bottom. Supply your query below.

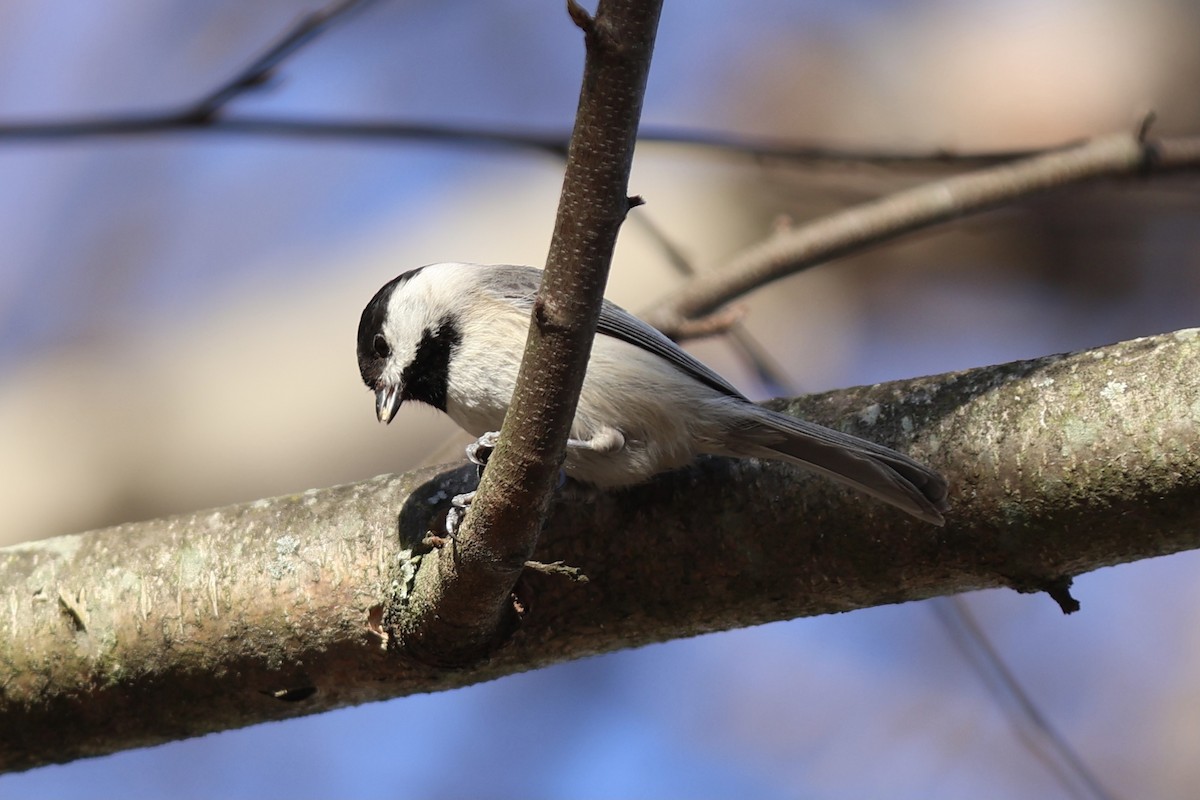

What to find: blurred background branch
left=644, top=130, right=1200, bottom=338
left=0, top=111, right=1088, bottom=166
left=0, top=0, right=1133, bottom=169
left=181, top=0, right=377, bottom=122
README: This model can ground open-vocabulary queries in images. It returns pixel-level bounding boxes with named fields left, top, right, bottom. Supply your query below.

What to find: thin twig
left=641, top=131, right=1200, bottom=337
left=640, top=126, right=1060, bottom=167
left=628, top=213, right=795, bottom=394
left=932, top=597, right=1118, bottom=800
left=0, top=115, right=571, bottom=156
left=0, top=111, right=1073, bottom=168
left=183, top=0, right=374, bottom=122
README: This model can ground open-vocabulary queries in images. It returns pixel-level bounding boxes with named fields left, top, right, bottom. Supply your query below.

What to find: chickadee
left=357, top=262, right=948, bottom=524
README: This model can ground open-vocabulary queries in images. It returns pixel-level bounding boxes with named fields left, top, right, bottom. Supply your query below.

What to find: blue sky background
left=3, top=1, right=1200, bottom=797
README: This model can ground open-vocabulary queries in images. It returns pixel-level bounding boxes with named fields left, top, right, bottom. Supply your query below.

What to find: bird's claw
left=438, top=489, right=476, bottom=540
left=432, top=427, right=495, bottom=542
left=465, top=431, right=501, bottom=469
left=436, top=436, right=565, bottom=542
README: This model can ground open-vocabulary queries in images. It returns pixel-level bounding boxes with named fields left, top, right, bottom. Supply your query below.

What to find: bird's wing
left=594, top=301, right=746, bottom=398
left=480, top=264, right=745, bottom=399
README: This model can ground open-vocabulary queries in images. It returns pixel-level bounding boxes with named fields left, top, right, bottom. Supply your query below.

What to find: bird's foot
left=465, top=431, right=501, bottom=469
left=429, top=432, right=568, bottom=545
left=427, top=431, right=499, bottom=546
left=424, top=489, right=476, bottom=548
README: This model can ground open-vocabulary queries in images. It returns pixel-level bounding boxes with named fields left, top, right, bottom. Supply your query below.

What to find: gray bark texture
left=3, top=328, right=1199, bottom=772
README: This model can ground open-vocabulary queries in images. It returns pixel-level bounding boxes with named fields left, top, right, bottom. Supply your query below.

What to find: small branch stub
left=1045, top=577, right=1081, bottom=615
left=567, top=0, right=594, bottom=32
left=525, top=559, right=590, bottom=583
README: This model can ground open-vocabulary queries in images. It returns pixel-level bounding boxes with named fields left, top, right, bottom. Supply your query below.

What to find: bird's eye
left=372, top=334, right=391, bottom=359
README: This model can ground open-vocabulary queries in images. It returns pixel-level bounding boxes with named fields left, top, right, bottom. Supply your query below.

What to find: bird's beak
left=375, top=384, right=402, bottom=424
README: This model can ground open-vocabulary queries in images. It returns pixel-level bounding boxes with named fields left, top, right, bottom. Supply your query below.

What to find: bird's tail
left=727, top=405, right=950, bottom=525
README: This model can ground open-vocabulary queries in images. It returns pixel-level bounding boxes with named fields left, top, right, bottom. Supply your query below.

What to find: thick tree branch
left=642, top=131, right=1200, bottom=338
left=4, top=328, right=1200, bottom=772
left=390, top=0, right=664, bottom=667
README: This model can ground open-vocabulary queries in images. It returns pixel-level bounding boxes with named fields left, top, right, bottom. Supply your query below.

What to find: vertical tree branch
left=390, top=0, right=664, bottom=666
